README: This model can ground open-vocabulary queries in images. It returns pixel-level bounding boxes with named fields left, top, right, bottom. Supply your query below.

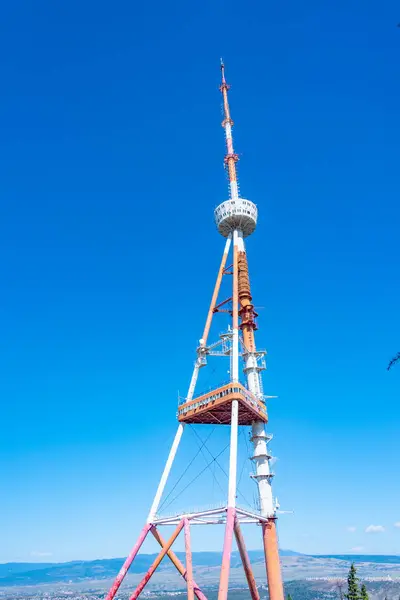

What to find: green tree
left=345, top=563, right=360, bottom=600
left=287, top=595, right=293, bottom=600
left=360, top=583, right=369, bottom=600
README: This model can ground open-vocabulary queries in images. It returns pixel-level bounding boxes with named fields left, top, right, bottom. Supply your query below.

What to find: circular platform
left=214, top=198, right=257, bottom=237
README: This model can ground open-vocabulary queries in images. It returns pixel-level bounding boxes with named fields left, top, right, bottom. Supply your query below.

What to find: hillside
left=1, top=552, right=400, bottom=590
left=0, top=550, right=299, bottom=587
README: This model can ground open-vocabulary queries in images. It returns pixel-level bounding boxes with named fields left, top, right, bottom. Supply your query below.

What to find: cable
left=191, top=425, right=253, bottom=509
left=158, top=427, right=216, bottom=512
left=189, top=425, right=226, bottom=497
left=161, top=443, right=230, bottom=512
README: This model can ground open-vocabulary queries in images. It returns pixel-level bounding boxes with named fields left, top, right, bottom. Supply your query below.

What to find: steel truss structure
left=105, top=62, right=285, bottom=600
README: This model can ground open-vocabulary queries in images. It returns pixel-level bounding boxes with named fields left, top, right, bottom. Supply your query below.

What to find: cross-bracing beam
left=154, top=506, right=227, bottom=525
left=129, top=520, right=184, bottom=600
left=151, top=527, right=208, bottom=600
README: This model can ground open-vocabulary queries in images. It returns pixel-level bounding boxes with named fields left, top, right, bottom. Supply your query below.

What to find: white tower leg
left=147, top=422, right=184, bottom=523
left=146, top=356, right=202, bottom=524
left=187, top=359, right=202, bottom=405
left=147, top=236, right=232, bottom=523
left=227, top=229, right=240, bottom=508
left=231, top=229, right=239, bottom=383
left=227, top=400, right=239, bottom=507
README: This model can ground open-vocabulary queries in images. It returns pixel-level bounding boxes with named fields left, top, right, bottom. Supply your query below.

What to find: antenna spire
left=219, top=61, right=239, bottom=201
left=220, top=58, right=226, bottom=83
left=214, top=62, right=258, bottom=238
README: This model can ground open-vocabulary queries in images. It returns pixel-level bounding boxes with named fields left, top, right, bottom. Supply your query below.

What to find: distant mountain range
left=312, top=554, right=400, bottom=564
left=0, top=550, right=298, bottom=587
left=1, top=551, right=400, bottom=588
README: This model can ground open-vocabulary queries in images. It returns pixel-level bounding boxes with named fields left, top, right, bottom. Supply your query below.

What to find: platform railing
left=177, top=381, right=266, bottom=416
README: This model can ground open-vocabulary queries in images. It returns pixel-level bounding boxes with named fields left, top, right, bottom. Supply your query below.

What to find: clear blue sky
left=1, top=0, right=400, bottom=563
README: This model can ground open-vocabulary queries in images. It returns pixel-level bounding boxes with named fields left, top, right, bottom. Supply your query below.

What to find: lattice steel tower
left=105, top=62, right=285, bottom=600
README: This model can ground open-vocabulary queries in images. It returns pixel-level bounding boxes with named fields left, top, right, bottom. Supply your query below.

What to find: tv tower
left=105, top=62, right=285, bottom=600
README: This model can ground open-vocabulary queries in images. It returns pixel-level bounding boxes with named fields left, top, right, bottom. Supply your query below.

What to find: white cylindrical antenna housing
left=214, top=198, right=257, bottom=238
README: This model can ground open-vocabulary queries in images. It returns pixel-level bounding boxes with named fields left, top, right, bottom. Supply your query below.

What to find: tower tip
left=220, top=58, right=226, bottom=84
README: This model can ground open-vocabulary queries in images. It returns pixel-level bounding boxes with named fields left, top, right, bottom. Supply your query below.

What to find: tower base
left=104, top=507, right=283, bottom=600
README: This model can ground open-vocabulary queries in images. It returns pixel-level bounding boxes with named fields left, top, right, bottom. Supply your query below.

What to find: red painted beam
left=234, top=518, right=260, bottom=600
left=184, top=519, right=195, bottom=600
left=262, top=519, right=284, bottom=600
left=105, top=523, right=151, bottom=600
left=217, top=507, right=236, bottom=600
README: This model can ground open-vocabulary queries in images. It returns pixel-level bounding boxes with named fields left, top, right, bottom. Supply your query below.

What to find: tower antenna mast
left=220, top=59, right=240, bottom=201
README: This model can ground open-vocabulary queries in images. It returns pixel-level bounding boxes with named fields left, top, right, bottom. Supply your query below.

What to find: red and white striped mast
left=220, top=59, right=240, bottom=202
left=104, top=62, right=285, bottom=600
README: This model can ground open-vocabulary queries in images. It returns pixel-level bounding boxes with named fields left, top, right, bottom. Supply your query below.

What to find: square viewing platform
left=177, top=382, right=267, bottom=425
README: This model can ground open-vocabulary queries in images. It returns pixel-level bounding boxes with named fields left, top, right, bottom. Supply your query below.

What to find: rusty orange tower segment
left=104, top=62, right=285, bottom=600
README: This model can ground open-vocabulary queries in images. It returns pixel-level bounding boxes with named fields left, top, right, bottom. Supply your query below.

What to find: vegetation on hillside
left=344, top=563, right=369, bottom=600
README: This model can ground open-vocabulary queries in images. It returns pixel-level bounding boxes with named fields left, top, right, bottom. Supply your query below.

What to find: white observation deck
left=214, top=198, right=258, bottom=238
